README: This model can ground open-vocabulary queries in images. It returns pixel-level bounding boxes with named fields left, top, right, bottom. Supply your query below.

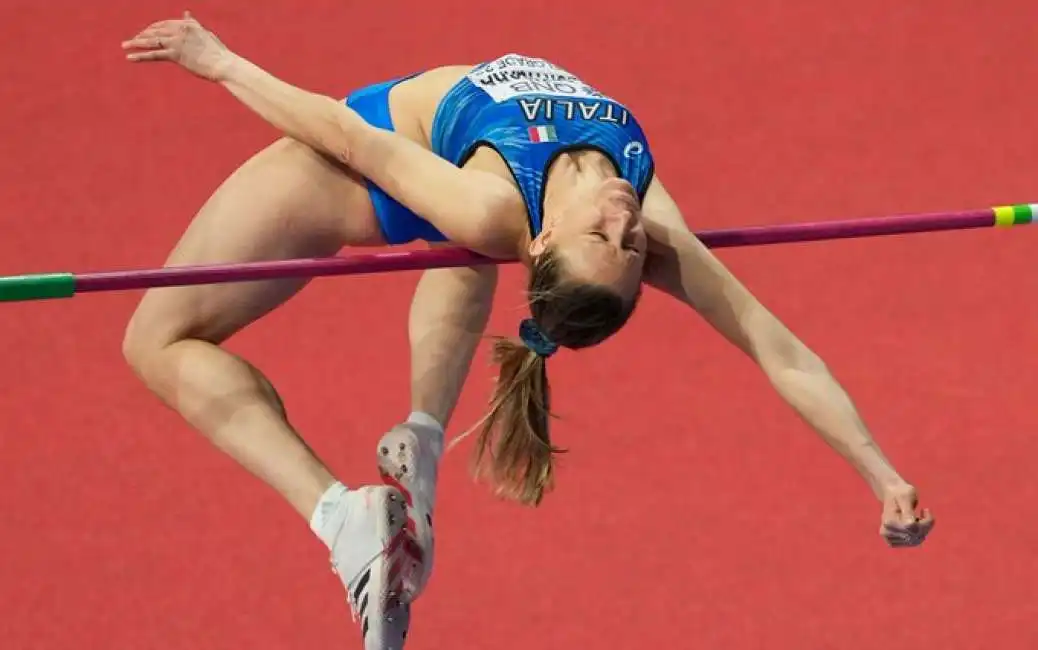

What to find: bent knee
left=122, top=307, right=171, bottom=374
left=121, top=298, right=203, bottom=375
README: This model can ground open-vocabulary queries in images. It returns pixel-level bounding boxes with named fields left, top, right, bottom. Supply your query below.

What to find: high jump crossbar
left=1, top=203, right=1034, bottom=303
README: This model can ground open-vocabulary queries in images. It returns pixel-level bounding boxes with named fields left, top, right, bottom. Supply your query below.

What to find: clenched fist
left=879, top=482, right=934, bottom=547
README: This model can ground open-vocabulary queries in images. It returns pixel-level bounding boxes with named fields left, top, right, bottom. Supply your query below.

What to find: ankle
left=309, top=480, right=349, bottom=547
left=406, top=411, right=444, bottom=457
left=407, top=411, right=443, bottom=432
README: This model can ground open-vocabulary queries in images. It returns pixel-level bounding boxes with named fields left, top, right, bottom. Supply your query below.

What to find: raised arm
left=122, top=14, right=522, bottom=257
left=640, top=178, right=933, bottom=547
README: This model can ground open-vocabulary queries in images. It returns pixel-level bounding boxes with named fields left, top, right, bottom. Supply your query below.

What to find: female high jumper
left=120, top=12, right=934, bottom=650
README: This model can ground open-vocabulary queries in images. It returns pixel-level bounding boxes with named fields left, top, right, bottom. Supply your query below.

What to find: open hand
left=122, top=11, right=231, bottom=81
left=879, top=482, right=934, bottom=548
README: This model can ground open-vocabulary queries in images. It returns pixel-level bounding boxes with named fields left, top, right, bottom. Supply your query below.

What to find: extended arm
left=213, top=57, right=517, bottom=240
left=124, top=16, right=522, bottom=257
left=640, top=179, right=924, bottom=516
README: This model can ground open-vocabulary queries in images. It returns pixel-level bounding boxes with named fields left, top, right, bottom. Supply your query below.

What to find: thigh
left=127, top=138, right=379, bottom=347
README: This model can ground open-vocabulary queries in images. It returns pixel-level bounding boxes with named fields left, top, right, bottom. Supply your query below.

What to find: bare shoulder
left=390, top=65, right=475, bottom=144
left=641, top=176, right=691, bottom=232
left=639, top=176, right=739, bottom=314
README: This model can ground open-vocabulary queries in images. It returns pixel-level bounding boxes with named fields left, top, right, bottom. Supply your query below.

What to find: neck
left=542, top=151, right=615, bottom=224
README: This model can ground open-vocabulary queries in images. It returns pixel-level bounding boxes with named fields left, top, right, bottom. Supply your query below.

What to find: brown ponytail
left=471, top=336, right=561, bottom=506
left=468, top=248, right=641, bottom=507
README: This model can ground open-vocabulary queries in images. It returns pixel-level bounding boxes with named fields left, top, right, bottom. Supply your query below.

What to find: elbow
left=760, top=331, right=828, bottom=379
left=328, top=102, right=368, bottom=166
left=792, top=346, right=828, bottom=376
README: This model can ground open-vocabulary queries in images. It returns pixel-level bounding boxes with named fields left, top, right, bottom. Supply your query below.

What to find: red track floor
left=2, top=1, right=1037, bottom=648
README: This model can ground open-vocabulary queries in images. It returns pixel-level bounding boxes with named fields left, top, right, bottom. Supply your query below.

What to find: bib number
left=467, top=54, right=606, bottom=103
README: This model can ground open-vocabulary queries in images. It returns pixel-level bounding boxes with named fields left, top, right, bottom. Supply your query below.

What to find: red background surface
left=2, top=1, right=1036, bottom=648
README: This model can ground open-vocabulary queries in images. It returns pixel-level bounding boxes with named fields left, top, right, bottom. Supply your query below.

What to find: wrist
left=862, top=463, right=906, bottom=499
left=851, top=444, right=904, bottom=497
left=212, top=51, right=243, bottom=83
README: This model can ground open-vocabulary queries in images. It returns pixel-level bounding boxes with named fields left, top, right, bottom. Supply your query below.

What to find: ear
left=528, top=229, right=550, bottom=257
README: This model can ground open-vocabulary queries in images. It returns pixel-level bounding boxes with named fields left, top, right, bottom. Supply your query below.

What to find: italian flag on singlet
left=527, top=125, right=558, bottom=143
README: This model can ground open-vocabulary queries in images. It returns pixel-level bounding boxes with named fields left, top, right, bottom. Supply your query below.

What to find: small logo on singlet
left=528, top=125, right=558, bottom=143
left=623, top=141, right=645, bottom=159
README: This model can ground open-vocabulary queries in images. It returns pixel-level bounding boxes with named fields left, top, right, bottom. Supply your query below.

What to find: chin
left=603, top=177, right=636, bottom=194
left=602, top=183, right=639, bottom=211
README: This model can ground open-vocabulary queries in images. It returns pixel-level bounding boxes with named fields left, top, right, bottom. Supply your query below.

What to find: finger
left=143, top=20, right=183, bottom=32
left=886, top=525, right=922, bottom=540
left=917, top=508, right=934, bottom=527
left=882, top=522, right=931, bottom=547
left=124, top=26, right=175, bottom=46
left=896, top=498, right=920, bottom=527
left=882, top=526, right=924, bottom=547
left=891, top=512, right=920, bottom=533
left=129, top=22, right=181, bottom=43
left=881, top=524, right=921, bottom=542
left=880, top=526, right=912, bottom=544
left=880, top=495, right=901, bottom=521
left=122, top=37, right=166, bottom=51
left=886, top=536, right=923, bottom=548
left=126, top=49, right=176, bottom=62
left=884, top=535, right=913, bottom=548
left=882, top=521, right=915, bottom=535
left=914, top=514, right=935, bottom=539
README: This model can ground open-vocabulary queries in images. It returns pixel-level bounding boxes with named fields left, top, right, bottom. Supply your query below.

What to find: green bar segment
left=0, top=273, right=76, bottom=302
left=1012, top=204, right=1034, bottom=225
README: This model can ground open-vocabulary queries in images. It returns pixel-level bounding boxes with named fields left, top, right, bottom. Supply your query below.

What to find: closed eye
left=621, top=235, right=643, bottom=254
left=591, top=230, right=642, bottom=254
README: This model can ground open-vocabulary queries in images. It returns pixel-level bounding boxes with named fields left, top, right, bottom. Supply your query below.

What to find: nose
left=611, top=199, right=642, bottom=231
left=617, top=209, right=638, bottom=235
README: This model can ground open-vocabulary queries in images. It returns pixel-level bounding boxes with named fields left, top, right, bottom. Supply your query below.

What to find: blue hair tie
left=519, top=318, right=559, bottom=358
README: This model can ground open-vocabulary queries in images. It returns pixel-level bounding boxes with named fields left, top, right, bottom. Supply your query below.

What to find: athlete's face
left=529, top=178, right=648, bottom=298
